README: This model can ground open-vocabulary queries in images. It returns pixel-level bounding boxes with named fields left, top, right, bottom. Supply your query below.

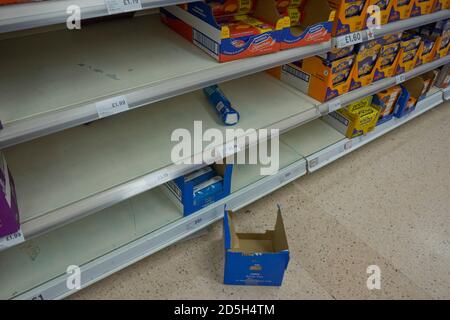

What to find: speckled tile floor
left=70, top=102, right=450, bottom=300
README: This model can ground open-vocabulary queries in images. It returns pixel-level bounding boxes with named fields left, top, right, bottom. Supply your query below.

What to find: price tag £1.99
left=0, top=229, right=25, bottom=251
left=95, top=95, right=130, bottom=119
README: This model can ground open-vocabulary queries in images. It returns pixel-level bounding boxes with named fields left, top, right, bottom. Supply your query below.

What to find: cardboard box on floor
left=223, top=207, right=290, bottom=286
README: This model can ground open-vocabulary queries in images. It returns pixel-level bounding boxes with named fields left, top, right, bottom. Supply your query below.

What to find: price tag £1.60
left=336, top=31, right=364, bottom=48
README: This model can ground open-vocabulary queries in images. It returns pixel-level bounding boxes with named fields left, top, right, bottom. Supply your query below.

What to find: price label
left=344, top=140, right=353, bottom=150
left=336, top=31, right=363, bottom=48
left=309, top=158, right=319, bottom=168
left=0, top=229, right=25, bottom=251
left=96, top=95, right=129, bottom=118
left=279, top=171, right=292, bottom=184
left=327, top=98, right=342, bottom=113
left=396, top=74, right=406, bottom=84
left=105, top=0, right=142, bottom=15
left=216, top=142, right=241, bottom=159
left=366, top=29, right=375, bottom=41
left=147, top=169, right=170, bottom=188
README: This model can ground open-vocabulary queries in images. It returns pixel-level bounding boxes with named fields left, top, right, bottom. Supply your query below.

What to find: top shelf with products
left=0, top=0, right=197, bottom=33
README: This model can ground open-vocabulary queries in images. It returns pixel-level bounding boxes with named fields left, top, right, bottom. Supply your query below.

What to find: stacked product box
left=160, top=0, right=334, bottom=62
left=268, top=45, right=356, bottom=102
left=372, top=32, right=403, bottom=81
left=396, top=32, right=424, bottom=74
left=328, top=0, right=371, bottom=36
left=0, top=152, right=20, bottom=239
left=322, top=96, right=381, bottom=138
left=223, top=207, right=290, bottom=286
left=435, top=64, right=450, bottom=88
left=372, top=85, right=403, bottom=124
left=163, top=163, right=233, bottom=216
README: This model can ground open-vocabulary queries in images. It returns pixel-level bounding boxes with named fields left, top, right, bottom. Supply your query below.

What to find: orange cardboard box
left=328, top=0, right=370, bottom=36
left=269, top=54, right=355, bottom=102
left=389, top=0, right=414, bottom=22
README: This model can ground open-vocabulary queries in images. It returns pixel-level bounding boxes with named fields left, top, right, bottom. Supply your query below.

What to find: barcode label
left=193, top=30, right=219, bottom=57
left=282, top=64, right=310, bottom=82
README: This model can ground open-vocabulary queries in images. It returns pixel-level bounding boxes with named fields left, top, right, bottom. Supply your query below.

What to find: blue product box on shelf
left=163, top=163, right=233, bottom=216
left=223, top=206, right=290, bottom=286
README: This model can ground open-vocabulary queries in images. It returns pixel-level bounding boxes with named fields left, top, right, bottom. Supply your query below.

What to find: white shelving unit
left=0, top=0, right=196, bottom=33
left=0, top=87, right=445, bottom=300
left=3, top=73, right=319, bottom=240
left=0, top=2, right=449, bottom=300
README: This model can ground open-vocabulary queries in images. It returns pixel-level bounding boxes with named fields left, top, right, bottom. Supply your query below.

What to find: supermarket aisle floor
left=71, top=102, right=450, bottom=300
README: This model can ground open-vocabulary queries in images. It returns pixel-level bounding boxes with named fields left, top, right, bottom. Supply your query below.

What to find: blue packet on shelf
left=193, top=176, right=223, bottom=207
left=203, top=85, right=240, bottom=126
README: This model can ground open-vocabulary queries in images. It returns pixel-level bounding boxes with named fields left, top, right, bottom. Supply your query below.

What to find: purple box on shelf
left=0, top=152, right=20, bottom=238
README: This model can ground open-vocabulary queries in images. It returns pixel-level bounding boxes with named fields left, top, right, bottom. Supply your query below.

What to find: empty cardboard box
left=223, top=207, right=290, bottom=286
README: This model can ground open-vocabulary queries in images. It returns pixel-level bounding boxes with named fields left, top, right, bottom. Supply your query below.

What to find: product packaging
left=372, top=85, right=402, bottom=125
left=269, top=53, right=355, bottom=102
left=323, top=96, right=381, bottom=138
left=163, top=163, right=233, bottom=216
left=328, top=0, right=370, bottom=36
left=204, top=85, right=240, bottom=126
left=389, top=0, right=414, bottom=22
left=0, top=152, right=20, bottom=238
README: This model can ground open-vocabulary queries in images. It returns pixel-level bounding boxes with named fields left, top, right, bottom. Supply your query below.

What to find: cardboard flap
left=224, top=210, right=239, bottom=250
left=402, top=78, right=426, bottom=99
left=302, top=0, right=333, bottom=27
left=273, top=205, right=289, bottom=252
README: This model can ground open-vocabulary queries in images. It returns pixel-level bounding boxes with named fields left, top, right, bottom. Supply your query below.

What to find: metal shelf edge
left=13, top=159, right=307, bottom=300
left=0, top=0, right=196, bottom=33
left=332, top=10, right=450, bottom=48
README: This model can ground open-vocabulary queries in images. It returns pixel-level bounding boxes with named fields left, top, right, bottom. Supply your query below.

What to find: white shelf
left=333, top=10, right=450, bottom=48
left=3, top=72, right=318, bottom=240
left=305, top=88, right=444, bottom=172
left=0, top=13, right=329, bottom=148
left=0, top=0, right=196, bottom=33
left=0, top=150, right=307, bottom=300
left=4, top=54, right=447, bottom=244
